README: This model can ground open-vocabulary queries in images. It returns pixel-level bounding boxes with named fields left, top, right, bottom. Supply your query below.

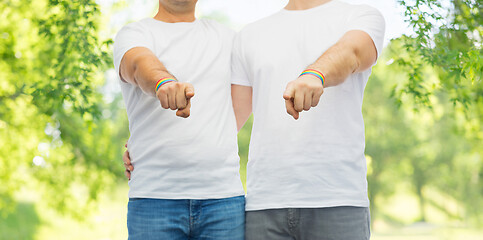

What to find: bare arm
left=283, top=30, right=378, bottom=119
left=308, top=30, right=377, bottom=87
left=120, top=47, right=195, bottom=117
left=120, top=47, right=170, bottom=95
left=231, top=85, right=252, bottom=131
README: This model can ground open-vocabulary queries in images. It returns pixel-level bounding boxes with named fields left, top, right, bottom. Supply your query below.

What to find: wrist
left=300, top=68, right=325, bottom=87
left=155, top=77, right=177, bottom=94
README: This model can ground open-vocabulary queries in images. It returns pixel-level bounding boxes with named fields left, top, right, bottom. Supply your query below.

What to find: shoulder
left=116, top=18, right=152, bottom=37
left=121, top=18, right=151, bottom=30
left=340, top=2, right=385, bottom=31
left=200, top=18, right=235, bottom=35
left=344, top=3, right=384, bottom=18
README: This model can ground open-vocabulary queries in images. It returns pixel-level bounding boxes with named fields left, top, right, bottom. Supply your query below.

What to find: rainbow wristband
left=155, top=77, right=177, bottom=93
left=300, top=69, right=325, bottom=86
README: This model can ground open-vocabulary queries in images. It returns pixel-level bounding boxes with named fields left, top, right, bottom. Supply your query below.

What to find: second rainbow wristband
left=300, top=69, right=325, bottom=86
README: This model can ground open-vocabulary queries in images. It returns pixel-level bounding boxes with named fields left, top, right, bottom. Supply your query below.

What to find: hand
left=283, top=74, right=324, bottom=120
left=123, top=143, right=133, bottom=180
left=156, top=82, right=195, bottom=118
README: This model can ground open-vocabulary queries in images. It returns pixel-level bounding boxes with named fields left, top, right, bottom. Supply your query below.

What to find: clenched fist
left=156, top=81, right=195, bottom=118
left=283, top=74, right=324, bottom=120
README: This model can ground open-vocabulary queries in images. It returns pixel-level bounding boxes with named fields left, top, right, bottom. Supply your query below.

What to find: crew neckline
left=146, top=17, right=199, bottom=25
left=281, top=0, right=336, bottom=14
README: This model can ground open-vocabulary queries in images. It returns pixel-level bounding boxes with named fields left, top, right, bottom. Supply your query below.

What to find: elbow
left=351, top=47, right=362, bottom=73
left=131, top=64, right=141, bottom=85
left=119, top=56, right=141, bottom=86
left=130, top=56, right=148, bottom=86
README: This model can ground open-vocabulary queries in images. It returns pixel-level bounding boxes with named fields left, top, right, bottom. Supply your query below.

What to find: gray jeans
left=245, top=206, right=371, bottom=240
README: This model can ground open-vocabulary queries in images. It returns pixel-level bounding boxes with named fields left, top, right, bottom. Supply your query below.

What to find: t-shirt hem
left=128, top=190, right=246, bottom=200
left=245, top=200, right=369, bottom=211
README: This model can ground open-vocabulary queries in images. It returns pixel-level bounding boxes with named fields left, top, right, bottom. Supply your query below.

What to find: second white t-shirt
left=232, top=0, right=386, bottom=211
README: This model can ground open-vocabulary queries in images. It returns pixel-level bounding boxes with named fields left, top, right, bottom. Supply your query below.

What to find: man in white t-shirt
left=231, top=0, right=385, bottom=239
left=113, top=0, right=245, bottom=239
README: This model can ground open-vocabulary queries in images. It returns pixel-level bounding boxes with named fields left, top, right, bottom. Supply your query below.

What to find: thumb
left=176, top=100, right=191, bottom=118
left=283, top=84, right=295, bottom=100
left=184, top=84, right=195, bottom=99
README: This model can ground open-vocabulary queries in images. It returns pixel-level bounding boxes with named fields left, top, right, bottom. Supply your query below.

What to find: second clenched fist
left=283, top=74, right=324, bottom=120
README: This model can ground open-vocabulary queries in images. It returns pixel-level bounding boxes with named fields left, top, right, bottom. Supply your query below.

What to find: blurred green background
left=0, top=0, right=482, bottom=239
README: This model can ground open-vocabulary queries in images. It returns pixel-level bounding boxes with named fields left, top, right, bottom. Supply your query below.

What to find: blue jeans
left=127, top=196, right=245, bottom=240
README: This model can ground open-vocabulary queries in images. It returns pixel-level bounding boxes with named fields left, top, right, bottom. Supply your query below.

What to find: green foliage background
left=0, top=0, right=481, bottom=239
left=0, top=0, right=128, bottom=219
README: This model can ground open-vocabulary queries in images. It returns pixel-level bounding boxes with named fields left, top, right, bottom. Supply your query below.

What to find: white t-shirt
left=113, top=18, right=244, bottom=199
left=232, top=0, right=385, bottom=211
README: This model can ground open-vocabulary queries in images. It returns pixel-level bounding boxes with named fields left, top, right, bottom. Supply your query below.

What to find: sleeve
left=346, top=5, right=386, bottom=60
left=231, top=32, right=252, bottom=86
left=113, top=22, right=154, bottom=82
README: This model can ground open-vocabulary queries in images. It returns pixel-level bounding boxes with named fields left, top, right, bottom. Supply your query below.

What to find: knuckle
left=299, top=82, right=308, bottom=88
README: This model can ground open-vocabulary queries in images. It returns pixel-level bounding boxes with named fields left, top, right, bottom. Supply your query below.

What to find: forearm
left=283, top=31, right=377, bottom=119
left=132, top=57, right=173, bottom=97
left=120, top=47, right=194, bottom=117
left=120, top=47, right=174, bottom=97
left=308, top=30, right=377, bottom=88
left=308, top=41, right=359, bottom=88
left=231, top=85, right=252, bottom=131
